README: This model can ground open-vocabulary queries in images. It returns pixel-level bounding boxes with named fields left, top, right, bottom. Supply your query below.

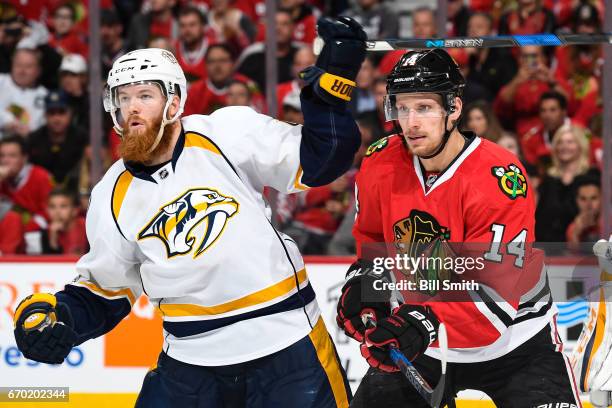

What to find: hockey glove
left=336, top=259, right=391, bottom=342
left=361, top=304, right=439, bottom=373
left=14, top=293, right=77, bottom=364
left=300, top=16, right=366, bottom=105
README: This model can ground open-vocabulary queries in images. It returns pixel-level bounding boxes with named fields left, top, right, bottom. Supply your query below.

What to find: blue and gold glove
left=13, top=293, right=77, bottom=364
left=301, top=16, right=367, bottom=105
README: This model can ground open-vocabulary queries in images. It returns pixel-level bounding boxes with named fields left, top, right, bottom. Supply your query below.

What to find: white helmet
left=104, top=48, right=187, bottom=153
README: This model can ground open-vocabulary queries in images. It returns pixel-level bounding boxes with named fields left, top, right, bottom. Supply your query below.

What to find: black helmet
left=386, top=49, right=465, bottom=112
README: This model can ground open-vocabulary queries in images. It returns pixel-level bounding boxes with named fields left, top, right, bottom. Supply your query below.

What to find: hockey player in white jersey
left=12, top=17, right=366, bottom=408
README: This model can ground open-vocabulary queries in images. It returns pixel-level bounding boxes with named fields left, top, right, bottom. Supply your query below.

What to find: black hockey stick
left=314, top=32, right=612, bottom=54
left=362, top=313, right=448, bottom=408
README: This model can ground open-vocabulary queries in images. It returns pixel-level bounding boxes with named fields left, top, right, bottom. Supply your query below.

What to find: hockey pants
left=135, top=318, right=352, bottom=408
left=351, top=323, right=582, bottom=408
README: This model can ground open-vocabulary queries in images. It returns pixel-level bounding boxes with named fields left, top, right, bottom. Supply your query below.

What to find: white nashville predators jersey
left=70, top=106, right=321, bottom=365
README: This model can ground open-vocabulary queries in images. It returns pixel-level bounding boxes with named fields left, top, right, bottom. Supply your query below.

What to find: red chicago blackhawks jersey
left=354, top=133, right=557, bottom=363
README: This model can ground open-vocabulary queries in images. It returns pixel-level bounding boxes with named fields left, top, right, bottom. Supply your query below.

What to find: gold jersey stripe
left=78, top=281, right=137, bottom=306
left=308, top=317, right=350, bottom=408
left=112, top=171, right=134, bottom=221
left=184, top=132, right=222, bottom=155
left=293, top=166, right=309, bottom=191
left=583, top=287, right=607, bottom=390
left=160, top=269, right=308, bottom=317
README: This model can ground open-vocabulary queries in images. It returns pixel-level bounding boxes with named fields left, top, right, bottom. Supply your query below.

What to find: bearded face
left=114, top=82, right=178, bottom=164
left=119, top=114, right=175, bottom=164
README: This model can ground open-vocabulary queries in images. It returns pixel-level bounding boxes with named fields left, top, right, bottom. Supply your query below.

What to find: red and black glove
left=336, top=259, right=391, bottom=342
left=361, top=304, right=439, bottom=372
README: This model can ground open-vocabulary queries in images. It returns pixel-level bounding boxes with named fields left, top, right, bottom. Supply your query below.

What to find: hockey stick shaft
left=362, top=314, right=448, bottom=408
left=365, top=33, right=612, bottom=51
left=313, top=33, right=612, bottom=55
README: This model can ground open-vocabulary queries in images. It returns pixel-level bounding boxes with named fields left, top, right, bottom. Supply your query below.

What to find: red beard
left=119, top=115, right=174, bottom=164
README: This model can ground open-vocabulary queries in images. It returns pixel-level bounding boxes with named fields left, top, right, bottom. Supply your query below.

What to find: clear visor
left=104, top=81, right=168, bottom=128
left=383, top=93, right=448, bottom=122
left=104, top=81, right=167, bottom=112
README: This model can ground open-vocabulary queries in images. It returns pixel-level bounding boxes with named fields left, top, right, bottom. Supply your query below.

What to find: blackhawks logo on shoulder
left=365, top=137, right=389, bottom=157
left=491, top=164, right=528, bottom=199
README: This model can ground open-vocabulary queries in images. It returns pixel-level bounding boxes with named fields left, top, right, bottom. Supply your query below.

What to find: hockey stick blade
left=312, top=33, right=612, bottom=55
left=362, top=314, right=448, bottom=408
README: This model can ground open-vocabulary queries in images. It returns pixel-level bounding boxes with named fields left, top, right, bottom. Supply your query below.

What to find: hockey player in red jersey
left=336, top=49, right=582, bottom=407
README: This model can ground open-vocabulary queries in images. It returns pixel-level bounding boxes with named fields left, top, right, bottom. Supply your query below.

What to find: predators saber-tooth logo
left=138, top=188, right=239, bottom=258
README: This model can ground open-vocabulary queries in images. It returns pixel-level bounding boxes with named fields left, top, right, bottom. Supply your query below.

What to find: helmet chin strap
left=147, top=96, right=184, bottom=154
left=146, top=101, right=172, bottom=154
left=419, top=114, right=458, bottom=160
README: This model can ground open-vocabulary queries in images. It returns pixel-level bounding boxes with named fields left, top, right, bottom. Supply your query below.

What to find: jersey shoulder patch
left=491, top=163, right=528, bottom=200
left=365, top=136, right=389, bottom=157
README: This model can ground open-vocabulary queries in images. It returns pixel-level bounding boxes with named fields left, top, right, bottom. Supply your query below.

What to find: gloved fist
left=336, top=259, right=391, bottom=342
left=361, top=304, right=439, bottom=373
left=13, top=293, right=77, bottom=364
left=301, top=16, right=367, bottom=105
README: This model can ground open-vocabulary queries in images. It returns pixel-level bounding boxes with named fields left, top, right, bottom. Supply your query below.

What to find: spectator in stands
left=566, top=174, right=601, bottom=253
left=497, top=132, right=522, bottom=158
left=226, top=79, right=253, bottom=107
left=447, top=0, right=470, bottom=37
left=148, top=36, right=175, bottom=52
left=464, top=12, right=517, bottom=103
left=281, top=173, right=353, bottom=254
left=100, top=9, right=126, bottom=79
left=345, top=0, right=398, bottom=40
left=0, top=203, right=24, bottom=254
left=27, top=90, right=87, bottom=192
left=378, top=7, right=435, bottom=75
left=280, top=0, right=317, bottom=45
left=185, top=43, right=263, bottom=115
left=175, top=6, right=213, bottom=84
left=0, top=9, right=62, bottom=89
left=348, top=55, right=377, bottom=117
left=281, top=89, right=303, bottom=125
left=41, top=188, right=87, bottom=255
left=411, top=6, right=436, bottom=38
left=126, top=0, right=179, bottom=51
left=535, top=125, right=597, bottom=243
left=49, top=3, right=88, bottom=57
left=58, top=54, right=89, bottom=129
left=236, top=9, right=298, bottom=94
left=498, top=0, right=556, bottom=35
left=276, top=46, right=314, bottom=119
left=0, top=48, right=48, bottom=139
left=554, top=2, right=602, bottom=83
left=522, top=91, right=571, bottom=165
left=207, top=0, right=256, bottom=55
left=494, top=45, right=569, bottom=137
left=463, top=100, right=504, bottom=142
left=0, top=136, right=52, bottom=232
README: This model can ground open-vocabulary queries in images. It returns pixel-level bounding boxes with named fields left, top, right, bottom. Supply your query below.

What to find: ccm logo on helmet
left=115, top=67, right=135, bottom=73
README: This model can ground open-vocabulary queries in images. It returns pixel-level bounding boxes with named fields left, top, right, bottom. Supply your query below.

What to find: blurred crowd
left=0, top=0, right=605, bottom=256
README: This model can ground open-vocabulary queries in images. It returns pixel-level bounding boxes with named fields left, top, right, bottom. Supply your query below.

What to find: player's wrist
left=299, top=66, right=355, bottom=106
